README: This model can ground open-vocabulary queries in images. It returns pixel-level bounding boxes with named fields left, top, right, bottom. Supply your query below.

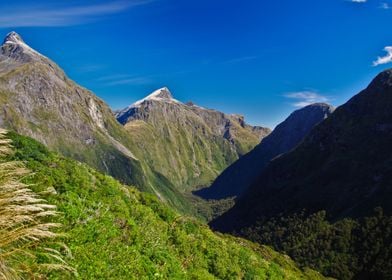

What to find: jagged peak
left=3, top=31, right=25, bottom=45
left=130, top=87, right=181, bottom=108
left=146, top=87, right=173, bottom=100
left=1, top=31, right=46, bottom=63
left=115, top=87, right=182, bottom=120
left=3, top=31, right=24, bottom=45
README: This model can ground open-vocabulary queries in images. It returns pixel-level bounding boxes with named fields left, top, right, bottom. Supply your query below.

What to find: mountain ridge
left=210, top=68, right=392, bottom=279
left=212, top=68, right=392, bottom=230
left=116, top=87, right=271, bottom=191
left=196, top=102, right=334, bottom=200
left=0, top=31, right=192, bottom=212
left=0, top=31, right=269, bottom=215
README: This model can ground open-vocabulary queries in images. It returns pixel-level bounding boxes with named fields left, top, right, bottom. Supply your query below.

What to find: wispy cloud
left=350, top=0, right=367, bottom=3
left=224, top=56, right=259, bottom=64
left=373, top=46, right=392, bottom=66
left=0, top=0, right=154, bottom=27
left=284, top=91, right=329, bottom=107
left=96, top=69, right=195, bottom=86
left=96, top=74, right=152, bottom=86
left=380, top=2, right=391, bottom=9
left=106, top=77, right=151, bottom=86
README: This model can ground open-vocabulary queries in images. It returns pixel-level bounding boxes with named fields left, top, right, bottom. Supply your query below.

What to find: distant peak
left=285, top=102, right=334, bottom=125
left=146, top=87, right=173, bottom=100
left=367, top=68, right=392, bottom=91
left=293, top=102, right=335, bottom=114
left=119, top=87, right=181, bottom=111
left=3, top=31, right=24, bottom=45
left=306, top=103, right=335, bottom=110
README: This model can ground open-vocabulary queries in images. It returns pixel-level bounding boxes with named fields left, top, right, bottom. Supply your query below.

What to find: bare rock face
left=0, top=32, right=115, bottom=156
left=0, top=32, right=190, bottom=210
left=116, top=88, right=270, bottom=190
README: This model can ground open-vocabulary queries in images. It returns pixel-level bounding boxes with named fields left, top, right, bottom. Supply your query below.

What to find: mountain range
left=212, top=69, right=392, bottom=230
left=196, top=103, right=334, bottom=200
left=0, top=32, right=269, bottom=214
left=116, top=87, right=270, bottom=191
left=210, top=68, right=392, bottom=279
left=1, top=31, right=392, bottom=279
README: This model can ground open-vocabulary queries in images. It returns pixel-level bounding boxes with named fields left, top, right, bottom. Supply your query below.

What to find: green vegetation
left=124, top=118, right=239, bottom=192
left=120, top=103, right=269, bottom=220
left=0, top=44, right=268, bottom=218
left=242, top=209, right=392, bottom=280
left=0, top=60, right=192, bottom=215
left=6, top=131, right=324, bottom=279
left=0, top=129, right=73, bottom=279
left=183, top=192, right=235, bottom=222
left=211, top=70, right=392, bottom=279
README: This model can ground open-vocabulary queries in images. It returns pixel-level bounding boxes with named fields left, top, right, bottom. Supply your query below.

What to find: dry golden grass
left=0, top=129, right=75, bottom=279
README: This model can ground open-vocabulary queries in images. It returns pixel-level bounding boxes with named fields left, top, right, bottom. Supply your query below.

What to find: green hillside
left=211, top=69, right=392, bottom=279
left=117, top=88, right=270, bottom=191
left=0, top=32, right=199, bottom=215
left=4, top=130, right=324, bottom=279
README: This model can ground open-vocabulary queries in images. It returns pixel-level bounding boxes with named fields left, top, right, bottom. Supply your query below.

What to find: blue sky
left=0, top=0, right=391, bottom=128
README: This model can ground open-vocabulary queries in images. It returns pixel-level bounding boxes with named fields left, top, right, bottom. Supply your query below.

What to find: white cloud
left=350, top=0, right=367, bottom=2
left=0, top=0, right=155, bottom=27
left=380, top=2, right=391, bottom=9
left=373, top=46, right=392, bottom=66
left=285, top=91, right=329, bottom=108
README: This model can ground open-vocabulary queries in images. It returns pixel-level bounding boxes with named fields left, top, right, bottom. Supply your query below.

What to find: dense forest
left=241, top=209, right=392, bottom=279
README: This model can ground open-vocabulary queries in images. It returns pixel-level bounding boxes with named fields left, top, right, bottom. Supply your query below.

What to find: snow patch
left=132, top=87, right=181, bottom=108
left=3, top=37, right=48, bottom=61
left=117, top=87, right=182, bottom=117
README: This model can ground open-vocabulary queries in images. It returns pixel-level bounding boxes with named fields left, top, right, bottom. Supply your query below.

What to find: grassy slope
left=6, top=131, right=324, bottom=279
left=124, top=118, right=238, bottom=192
left=121, top=100, right=270, bottom=193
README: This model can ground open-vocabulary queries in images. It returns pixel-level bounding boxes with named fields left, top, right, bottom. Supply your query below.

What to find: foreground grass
left=6, top=131, right=324, bottom=279
left=0, top=129, right=73, bottom=279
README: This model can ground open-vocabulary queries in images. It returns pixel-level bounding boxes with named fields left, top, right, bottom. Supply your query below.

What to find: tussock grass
left=0, top=129, right=74, bottom=279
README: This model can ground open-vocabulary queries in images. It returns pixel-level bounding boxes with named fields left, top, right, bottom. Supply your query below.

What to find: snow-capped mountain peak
left=145, top=87, right=173, bottom=100
left=130, top=87, right=181, bottom=108
left=1, top=31, right=47, bottom=62
left=3, top=31, right=24, bottom=44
